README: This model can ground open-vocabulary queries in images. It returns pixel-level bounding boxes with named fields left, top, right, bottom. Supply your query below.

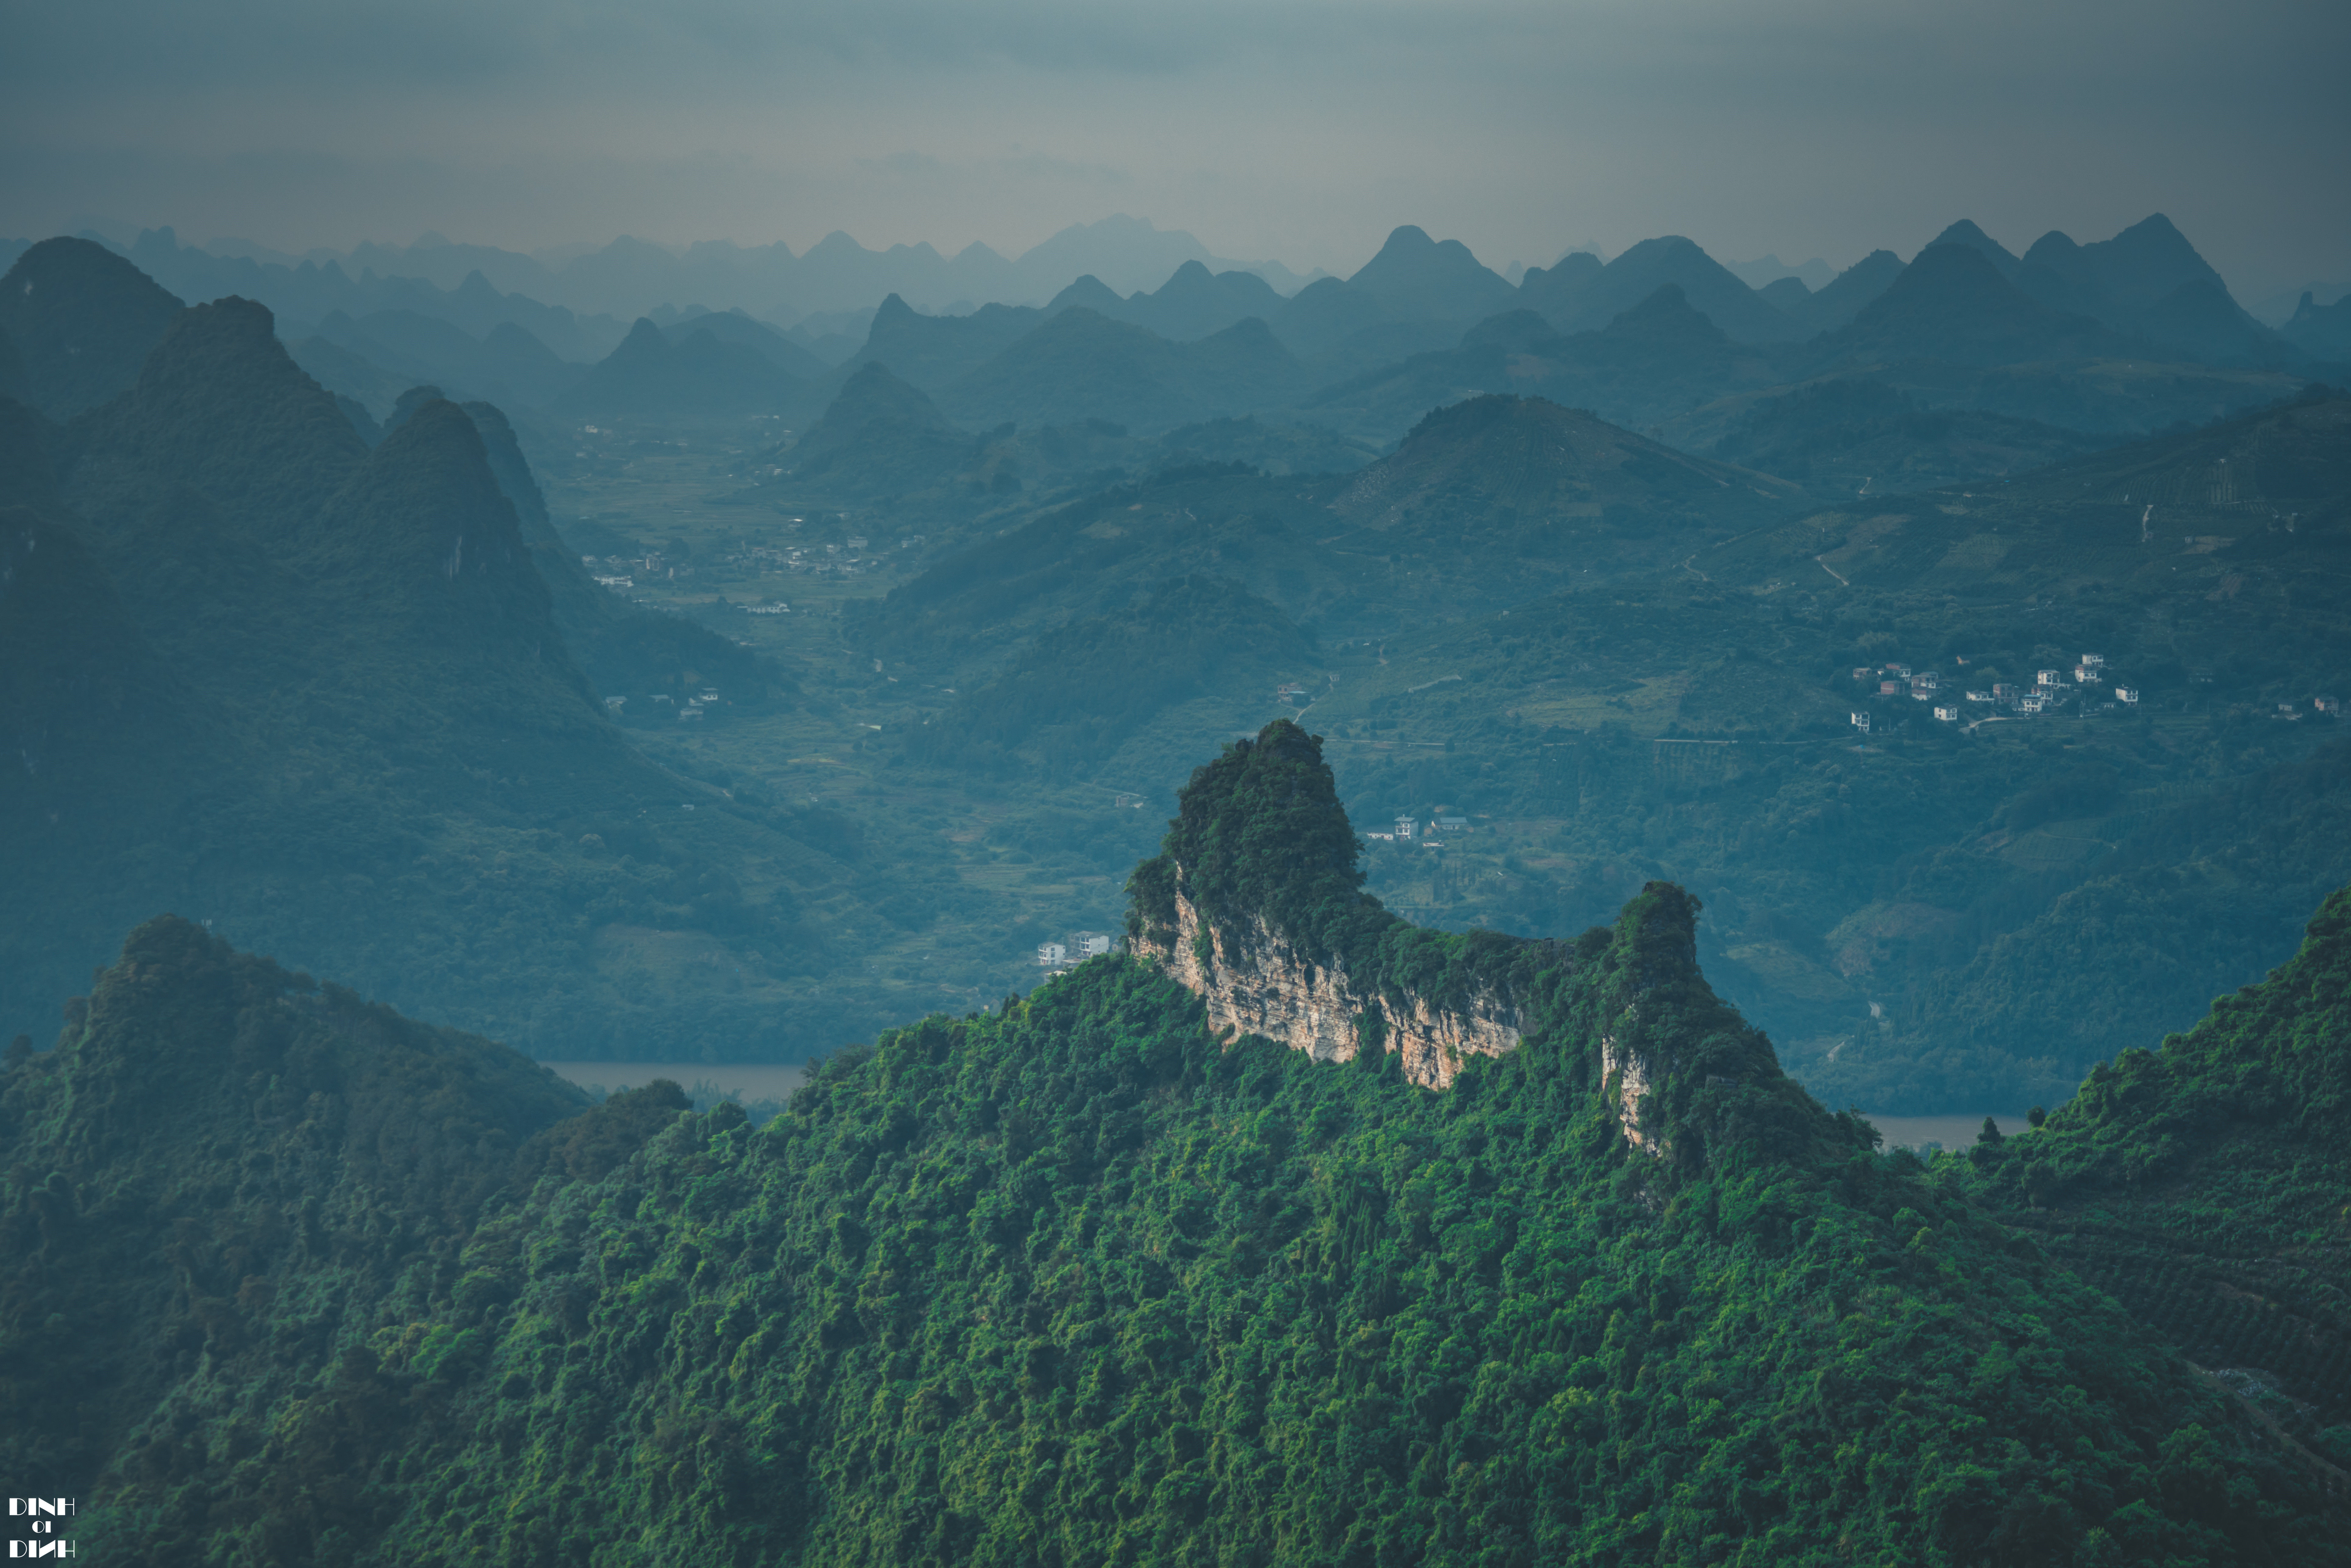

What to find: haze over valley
left=7, top=1, right=2351, bottom=1559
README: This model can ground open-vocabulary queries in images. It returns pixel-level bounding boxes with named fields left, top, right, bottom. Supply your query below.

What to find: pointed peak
left=369, top=395, right=491, bottom=477
left=1903, top=241, right=2013, bottom=284
left=2117, top=212, right=2187, bottom=243
left=1605, top=881, right=1704, bottom=993
left=0, top=239, right=189, bottom=419
left=1625, top=281, right=1693, bottom=316
left=384, top=383, right=447, bottom=435
left=1927, top=220, right=2020, bottom=276
left=829, top=359, right=949, bottom=427
left=1047, top=274, right=1125, bottom=312
left=1127, top=718, right=1364, bottom=963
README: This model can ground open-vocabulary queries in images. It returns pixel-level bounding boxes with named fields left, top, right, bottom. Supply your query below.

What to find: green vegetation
left=1706, top=378, right=2105, bottom=493
left=12, top=749, right=2347, bottom=1560
left=1956, top=883, right=2351, bottom=1469
left=0, top=237, right=186, bottom=419
left=9, top=237, right=2350, bottom=1121
left=0, top=915, right=595, bottom=1507
left=517, top=374, right=2351, bottom=1110
left=910, top=578, right=1317, bottom=780
left=1126, top=721, right=1544, bottom=1030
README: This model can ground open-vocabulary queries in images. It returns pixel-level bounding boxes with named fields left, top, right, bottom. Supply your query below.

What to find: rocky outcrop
left=1136, top=890, right=1521, bottom=1089
left=1599, top=1014, right=1664, bottom=1155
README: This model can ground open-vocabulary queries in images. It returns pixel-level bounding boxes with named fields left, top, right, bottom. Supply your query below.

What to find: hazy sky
left=6, top=0, right=2346, bottom=299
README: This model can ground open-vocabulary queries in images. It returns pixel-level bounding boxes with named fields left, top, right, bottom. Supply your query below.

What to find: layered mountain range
left=0, top=238, right=973, bottom=1061
left=6, top=231, right=2350, bottom=1121
left=17, top=213, right=2337, bottom=497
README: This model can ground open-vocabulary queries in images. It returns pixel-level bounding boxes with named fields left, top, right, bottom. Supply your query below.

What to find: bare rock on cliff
left=1126, top=719, right=1872, bottom=1165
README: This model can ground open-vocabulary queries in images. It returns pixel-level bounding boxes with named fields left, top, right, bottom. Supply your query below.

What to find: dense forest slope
left=0, top=916, right=599, bottom=1508
left=6, top=724, right=2340, bottom=1564
left=1963, top=884, right=2351, bottom=1476
left=0, top=237, right=186, bottom=418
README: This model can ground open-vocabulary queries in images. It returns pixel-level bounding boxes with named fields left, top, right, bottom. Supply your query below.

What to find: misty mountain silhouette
left=841, top=293, right=1045, bottom=392
left=1513, top=247, right=1603, bottom=305
left=1521, top=235, right=1801, bottom=342
left=1119, top=259, right=1289, bottom=340
left=1326, top=391, right=1799, bottom=533
left=1343, top=224, right=1518, bottom=323
left=0, top=255, right=860, bottom=1060
left=1808, top=240, right=2132, bottom=367
left=935, top=307, right=1309, bottom=433
left=1924, top=218, right=2023, bottom=278
left=2284, top=289, right=2351, bottom=359
left=310, top=307, right=581, bottom=410
left=1044, top=259, right=1294, bottom=343
left=2020, top=213, right=2226, bottom=314
left=662, top=307, right=832, bottom=380
left=784, top=361, right=972, bottom=495
left=559, top=316, right=806, bottom=420
left=0, top=238, right=186, bottom=419
left=2010, top=215, right=2296, bottom=367
left=1305, top=283, right=1784, bottom=442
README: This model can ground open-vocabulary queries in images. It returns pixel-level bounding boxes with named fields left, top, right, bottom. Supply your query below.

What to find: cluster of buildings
left=588, top=536, right=927, bottom=603
left=600, top=687, right=725, bottom=723
left=1364, top=815, right=1473, bottom=844
left=1039, top=931, right=1119, bottom=969
left=1850, top=654, right=2144, bottom=733
left=586, top=551, right=693, bottom=585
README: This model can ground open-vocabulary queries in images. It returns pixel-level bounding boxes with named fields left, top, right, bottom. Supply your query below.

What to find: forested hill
left=0, top=243, right=950, bottom=1062
left=1961, top=883, right=2351, bottom=1475
left=7, top=741, right=2341, bottom=1564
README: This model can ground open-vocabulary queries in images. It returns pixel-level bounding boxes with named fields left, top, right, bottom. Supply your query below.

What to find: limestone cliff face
left=1599, top=1008, right=1664, bottom=1155
left=1133, top=721, right=1846, bottom=1161
left=1135, top=890, right=1522, bottom=1090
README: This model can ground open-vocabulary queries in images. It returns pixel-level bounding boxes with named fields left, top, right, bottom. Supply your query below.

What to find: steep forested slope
left=0, top=253, right=931, bottom=1061
left=1963, top=884, right=2351, bottom=1474
left=0, top=237, right=187, bottom=419
left=7, top=728, right=2338, bottom=1564
left=0, top=916, right=672, bottom=1523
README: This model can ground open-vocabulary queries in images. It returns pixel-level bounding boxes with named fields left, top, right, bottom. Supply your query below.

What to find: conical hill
left=0, top=237, right=187, bottom=419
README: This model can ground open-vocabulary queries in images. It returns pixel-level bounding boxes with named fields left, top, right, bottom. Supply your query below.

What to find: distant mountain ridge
left=44, top=213, right=2332, bottom=463
left=83, top=214, right=1320, bottom=328
left=0, top=240, right=924, bottom=1063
